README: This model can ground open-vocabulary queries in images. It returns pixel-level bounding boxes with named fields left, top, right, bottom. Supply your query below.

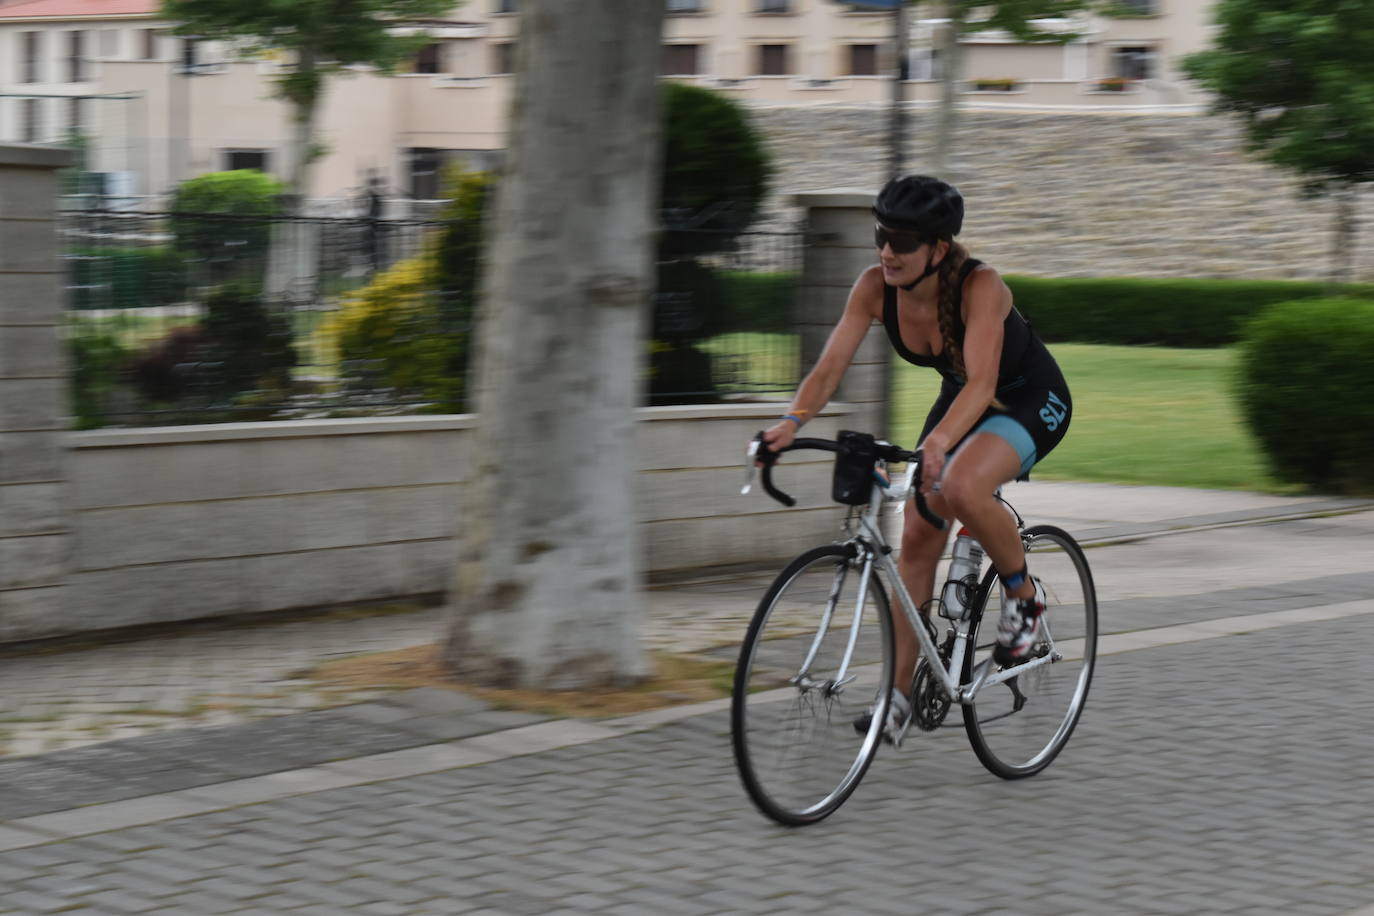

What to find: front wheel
left=962, top=525, right=1097, bottom=779
left=731, top=543, right=894, bottom=826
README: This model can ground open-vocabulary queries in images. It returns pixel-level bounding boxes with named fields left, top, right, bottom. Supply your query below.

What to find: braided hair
left=934, top=241, right=970, bottom=381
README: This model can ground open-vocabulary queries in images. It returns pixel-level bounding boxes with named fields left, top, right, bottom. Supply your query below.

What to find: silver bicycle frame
left=834, top=463, right=1057, bottom=706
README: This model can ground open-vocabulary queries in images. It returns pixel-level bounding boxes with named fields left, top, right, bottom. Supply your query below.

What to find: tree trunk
left=284, top=48, right=322, bottom=199
left=932, top=1, right=966, bottom=177
left=441, top=0, right=664, bottom=690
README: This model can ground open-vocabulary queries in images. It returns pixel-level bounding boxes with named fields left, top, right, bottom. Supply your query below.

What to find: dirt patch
left=305, top=644, right=736, bottom=718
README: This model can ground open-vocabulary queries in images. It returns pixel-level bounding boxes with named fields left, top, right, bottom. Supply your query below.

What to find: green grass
left=891, top=343, right=1294, bottom=493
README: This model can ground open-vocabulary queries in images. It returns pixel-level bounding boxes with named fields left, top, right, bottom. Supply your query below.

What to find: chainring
left=911, top=657, right=952, bottom=731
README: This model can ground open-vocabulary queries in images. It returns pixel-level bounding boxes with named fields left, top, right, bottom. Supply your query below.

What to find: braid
left=935, top=242, right=970, bottom=380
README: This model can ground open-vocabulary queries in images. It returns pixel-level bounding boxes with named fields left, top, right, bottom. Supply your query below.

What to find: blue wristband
left=783, top=414, right=804, bottom=428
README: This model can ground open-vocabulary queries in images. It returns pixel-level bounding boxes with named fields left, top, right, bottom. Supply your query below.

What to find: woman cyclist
left=759, top=175, right=1072, bottom=735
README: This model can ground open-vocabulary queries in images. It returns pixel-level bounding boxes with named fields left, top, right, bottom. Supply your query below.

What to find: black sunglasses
left=874, top=224, right=927, bottom=254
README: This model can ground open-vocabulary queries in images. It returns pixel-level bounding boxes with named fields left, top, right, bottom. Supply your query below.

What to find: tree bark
left=441, top=0, right=664, bottom=690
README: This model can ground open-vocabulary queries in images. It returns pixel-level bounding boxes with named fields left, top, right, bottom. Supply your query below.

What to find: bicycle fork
left=791, top=552, right=874, bottom=697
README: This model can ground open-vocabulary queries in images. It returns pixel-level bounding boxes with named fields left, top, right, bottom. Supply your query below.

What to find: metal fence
left=63, top=209, right=805, bottom=427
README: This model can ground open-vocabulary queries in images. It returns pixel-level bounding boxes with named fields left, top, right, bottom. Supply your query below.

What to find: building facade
left=0, top=0, right=1215, bottom=200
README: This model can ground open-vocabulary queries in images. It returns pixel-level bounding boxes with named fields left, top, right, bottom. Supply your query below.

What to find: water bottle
left=939, top=528, right=985, bottom=620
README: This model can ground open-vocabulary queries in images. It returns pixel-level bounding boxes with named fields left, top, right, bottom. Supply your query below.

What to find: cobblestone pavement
left=0, top=488, right=1370, bottom=914
left=0, top=612, right=1372, bottom=914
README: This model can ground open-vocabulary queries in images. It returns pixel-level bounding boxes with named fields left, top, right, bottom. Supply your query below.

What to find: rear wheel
left=731, top=543, right=894, bottom=825
left=962, top=525, right=1097, bottom=779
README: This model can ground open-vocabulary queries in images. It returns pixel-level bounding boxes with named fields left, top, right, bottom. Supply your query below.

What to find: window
left=68, top=31, right=87, bottom=82
left=414, top=43, right=443, bottom=74
left=757, top=44, right=789, bottom=75
left=140, top=28, right=159, bottom=60
left=1112, top=45, right=1154, bottom=80
left=666, top=0, right=703, bottom=11
left=847, top=44, right=877, bottom=76
left=224, top=149, right=270, bottom=172
left=409, top=147, right=445, bottom=199
left=21, top=32, right=41, bottom=83
left=492, top=41, right=516, bottom=74
left=22, top=98, right=41, bottom=142
left=494, top=0, right=516, bottom=12
left=1116, top=0, right=1156, bottom=14
left=756, top=0, right=790, bottom=12
left=661, top=44, right=701, bottom=75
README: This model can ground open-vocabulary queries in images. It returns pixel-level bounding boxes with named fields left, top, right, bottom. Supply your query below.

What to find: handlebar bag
left=832, top=430, right=878, bottom=505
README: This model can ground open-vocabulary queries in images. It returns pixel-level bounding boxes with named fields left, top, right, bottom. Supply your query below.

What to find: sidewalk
left=0, top=482, right=1369, bottom=760
left=0, top=482, right=1373, bottom=914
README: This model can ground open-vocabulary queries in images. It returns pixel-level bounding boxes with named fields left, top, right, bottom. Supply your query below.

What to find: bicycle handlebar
left=752, top=435, right=947, bottom=530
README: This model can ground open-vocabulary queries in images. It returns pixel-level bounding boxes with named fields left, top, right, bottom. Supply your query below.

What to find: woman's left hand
left=919, top=437, right=948, bottom=496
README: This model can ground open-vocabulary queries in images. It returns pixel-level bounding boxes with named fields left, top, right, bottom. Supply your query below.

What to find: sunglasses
left=874, top=224, right=927, bottom=254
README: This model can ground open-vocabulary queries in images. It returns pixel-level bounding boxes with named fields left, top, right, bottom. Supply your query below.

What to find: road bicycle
left=731, top=432, right=1097, bottom=826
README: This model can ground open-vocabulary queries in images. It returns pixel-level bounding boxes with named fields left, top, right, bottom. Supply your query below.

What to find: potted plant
left=971, top=77, right=1020, bottom=92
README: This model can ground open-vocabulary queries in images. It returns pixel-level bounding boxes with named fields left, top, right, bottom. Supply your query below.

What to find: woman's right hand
left=756, top=420, right=797, bottom=465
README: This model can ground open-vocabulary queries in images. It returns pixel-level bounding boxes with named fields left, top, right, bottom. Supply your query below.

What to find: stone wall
left=0, top=145, right=73, bottom=641
left=751, top=105, right=1373, bottom=282
left=24, top=404, right=855, bottom=643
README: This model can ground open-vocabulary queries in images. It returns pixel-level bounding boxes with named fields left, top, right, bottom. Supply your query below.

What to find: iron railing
left=63, top=209, right=805, bottom=427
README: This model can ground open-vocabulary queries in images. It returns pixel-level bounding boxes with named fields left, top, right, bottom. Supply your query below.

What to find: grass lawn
left=890, top=343, right=1293, bottom=493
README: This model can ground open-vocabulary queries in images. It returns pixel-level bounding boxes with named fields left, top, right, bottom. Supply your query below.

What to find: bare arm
left=760, top=267, right=884, bottom=453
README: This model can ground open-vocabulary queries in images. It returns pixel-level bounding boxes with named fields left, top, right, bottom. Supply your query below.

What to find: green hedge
left=716, top=271, right=797, bottom=332
left=68, top=246, right=187, bottom=310
left=1005, top=277, right=1374, bottom=347
left=1236, top=298, right=1374, bottom=494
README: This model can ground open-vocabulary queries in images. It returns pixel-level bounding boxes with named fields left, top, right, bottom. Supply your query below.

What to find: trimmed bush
left=716, top=271, right=796, bottom=333
left=68, top=246, right=187, bottom=310
left=1005, top=276, right=1374, bottom=347
left=171, top=170, right=285, bottom=281
left=1236, top=298, right=1374, bottom=494
left=659, top=82, right=772, bottom=252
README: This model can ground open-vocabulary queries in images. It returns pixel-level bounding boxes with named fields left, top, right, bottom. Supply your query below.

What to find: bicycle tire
left=961, top=524, right=1097, bottom=779
left=731, top=543, right=894, bottom=826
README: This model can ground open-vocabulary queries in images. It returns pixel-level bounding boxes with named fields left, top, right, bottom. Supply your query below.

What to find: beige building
left=0, top=0, right=1215, bottom=200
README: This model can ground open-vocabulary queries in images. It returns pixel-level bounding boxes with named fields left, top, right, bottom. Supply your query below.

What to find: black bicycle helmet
left=872, top=175, right=964, bottom=240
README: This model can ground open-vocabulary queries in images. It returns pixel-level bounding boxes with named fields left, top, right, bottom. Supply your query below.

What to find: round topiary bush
left=1236, top=297, right=1374, bottom=493
left=659, top=81, right=772, bottom=245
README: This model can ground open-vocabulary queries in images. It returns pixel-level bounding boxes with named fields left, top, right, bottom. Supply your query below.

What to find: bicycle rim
left=731, top=544, right=893, bottom=825
left=962, top=525, right=1097, bottom=779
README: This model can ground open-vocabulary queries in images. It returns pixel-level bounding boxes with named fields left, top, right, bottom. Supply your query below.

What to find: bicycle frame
left=837, top=463, right=1059, bottom=707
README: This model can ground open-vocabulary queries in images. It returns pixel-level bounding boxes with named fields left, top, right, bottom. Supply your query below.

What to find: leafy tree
left=442, top=0, right=665, bottom=689
left=160, top=0, right=454, bottom=196
left=1182, top=0, right=1374, bottom=283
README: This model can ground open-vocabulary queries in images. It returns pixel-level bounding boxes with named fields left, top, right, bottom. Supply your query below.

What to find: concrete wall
left=49, top=404, right=855, bottom=643
left=0, top=144, right=73, bottom=640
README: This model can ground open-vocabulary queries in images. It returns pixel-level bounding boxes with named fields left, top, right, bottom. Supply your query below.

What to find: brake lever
left=741, top=439, right=760, bottom=495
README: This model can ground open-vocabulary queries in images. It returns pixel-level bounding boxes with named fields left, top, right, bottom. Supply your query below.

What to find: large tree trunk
left=931, top=1, right=966, bottom=177
left=441, top=0, right=664, bottom=689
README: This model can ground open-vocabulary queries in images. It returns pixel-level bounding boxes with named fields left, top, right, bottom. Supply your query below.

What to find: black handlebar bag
left=832, top=430, right=878, bottom=505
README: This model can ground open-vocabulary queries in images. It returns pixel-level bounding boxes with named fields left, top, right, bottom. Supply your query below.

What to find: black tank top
left=881, top=259, right=1053, bottom=397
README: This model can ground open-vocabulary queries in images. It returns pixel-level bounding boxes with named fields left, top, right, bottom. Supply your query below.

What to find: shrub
left=69, top=331, right=131, bottom=429
left=1005, top=276, right=1374, bottom=347
left=324, top=166, right=492, bottom=412
left=716, top=271, right=796, bottom=333
left=68, top=246, right=187, bottom=310
left=659, top=82, right=772, bottom=251
left=170, top=170, right=285, bottom=281
left=200, top=282, right=297, bottom=396
left=1235, top=298, right=1374, bottom=493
